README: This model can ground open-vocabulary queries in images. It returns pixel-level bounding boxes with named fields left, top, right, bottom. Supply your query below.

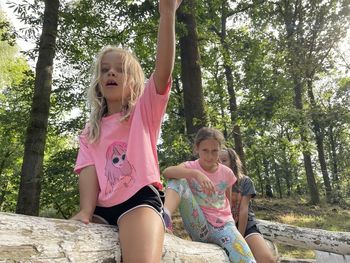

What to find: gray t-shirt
left=231, top=176, right=257, bottom=230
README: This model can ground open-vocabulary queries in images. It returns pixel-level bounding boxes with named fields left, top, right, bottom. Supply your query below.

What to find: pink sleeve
left=74, top=126, right=94, bottom=174
left=139, top=73, right=171, bottom=128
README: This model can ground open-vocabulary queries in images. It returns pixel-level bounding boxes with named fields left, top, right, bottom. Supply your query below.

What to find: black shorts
left=244, top=224, right=262, bottom=239
left=93, top=185, right=165, bottom=228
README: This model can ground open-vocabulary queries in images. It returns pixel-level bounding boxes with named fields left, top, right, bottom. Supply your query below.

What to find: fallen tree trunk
left=0, top=212, right=228, bottom=262
left=257, top=219, right=350, bottom=255
left=2, top=212, right=350, bottom=262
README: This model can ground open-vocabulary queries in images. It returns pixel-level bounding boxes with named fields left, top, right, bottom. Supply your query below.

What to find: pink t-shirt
left=184, top=160, right=236, bottom=227
left=75, top=74, right=171, bottom=207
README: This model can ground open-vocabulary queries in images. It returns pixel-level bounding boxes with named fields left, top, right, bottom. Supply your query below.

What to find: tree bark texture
left=177, top=0, right=207, bottom=137
left=1, top=212, right=350, bottom=262
left=16, top=0, right=59, bottom=216
left=257, top=219, right=350, bottom=255
left=307, top=79, right=332, bottom=202
left=0, top=212, right=229, bottom=262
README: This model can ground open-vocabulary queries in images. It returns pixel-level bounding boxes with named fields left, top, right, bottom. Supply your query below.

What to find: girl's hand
left=193, top=170, right=216, bottom=195
left=159, top=0, right=183, bottom=14
left=70, top=210, right=92, bottom=224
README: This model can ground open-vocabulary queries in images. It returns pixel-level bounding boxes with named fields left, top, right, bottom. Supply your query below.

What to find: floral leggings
left=167, top=179, right=256, bottom=263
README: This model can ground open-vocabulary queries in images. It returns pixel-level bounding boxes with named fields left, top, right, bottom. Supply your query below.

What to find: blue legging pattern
left=168, top=178, right=256, bottom=263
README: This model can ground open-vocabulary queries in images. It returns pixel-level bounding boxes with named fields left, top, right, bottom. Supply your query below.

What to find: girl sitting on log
left=163, top=127, right=256, bottom=263
left=71, top=1, right=182, bottom=262
left=220, top=147, right=277, bottom=263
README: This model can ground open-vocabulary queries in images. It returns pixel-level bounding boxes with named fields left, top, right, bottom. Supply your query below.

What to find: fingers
left=70, top=212, right=91, bottom=224
left=201, top=180, right=215, bottom=195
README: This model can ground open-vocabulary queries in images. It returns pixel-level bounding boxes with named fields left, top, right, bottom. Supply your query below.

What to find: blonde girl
left=71, top=1, right=182, bottom=262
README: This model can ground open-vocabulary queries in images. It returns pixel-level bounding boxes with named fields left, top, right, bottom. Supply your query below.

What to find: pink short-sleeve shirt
left=185, top=160, right=236, bottom=227
left=75, top=74, right=171, bottom=207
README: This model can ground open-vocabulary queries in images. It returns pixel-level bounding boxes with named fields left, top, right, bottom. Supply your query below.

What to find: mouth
left=106, top=80, right=118, bottom=87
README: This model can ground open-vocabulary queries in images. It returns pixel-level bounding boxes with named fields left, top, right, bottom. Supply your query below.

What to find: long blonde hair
left=223, top=147, right=245, bottom=181
left=87, top=46, right=145, bottom=142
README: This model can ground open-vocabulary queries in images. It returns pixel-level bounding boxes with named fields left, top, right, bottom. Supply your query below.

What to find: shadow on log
left=0, top=212, right=228, bottom=262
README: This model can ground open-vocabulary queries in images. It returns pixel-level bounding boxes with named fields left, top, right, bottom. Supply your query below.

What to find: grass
left=253, top=196, right=350, bottom=259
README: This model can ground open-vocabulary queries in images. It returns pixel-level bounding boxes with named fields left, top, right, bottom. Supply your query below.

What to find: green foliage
left=1, top=0, right=350, bottom=216
left=0, top=11, right=34, bottom=211
left=41, top=147, right=79, bottom=219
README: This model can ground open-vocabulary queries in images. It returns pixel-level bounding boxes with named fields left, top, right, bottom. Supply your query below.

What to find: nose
left=107, top=69, right=116, bottom=76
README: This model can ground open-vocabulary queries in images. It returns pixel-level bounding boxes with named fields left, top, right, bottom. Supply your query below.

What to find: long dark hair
left=223, top=147, right=245, bottom=181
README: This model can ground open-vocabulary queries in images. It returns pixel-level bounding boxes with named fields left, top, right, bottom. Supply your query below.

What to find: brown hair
left=222, top=147, right=245, bottom=181
left=193, top=127, right=225, bottom=154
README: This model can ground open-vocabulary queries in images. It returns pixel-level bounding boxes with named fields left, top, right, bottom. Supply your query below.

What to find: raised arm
left=154, top=0, right=182, bottom=94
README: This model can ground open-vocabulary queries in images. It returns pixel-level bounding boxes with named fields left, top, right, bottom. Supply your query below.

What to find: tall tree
left=177, top=0, right=207, bottom=136
left=16, top=0, right=60, bottom=215
left=212, top=0, right=247, bottom=168
left=277, top=0, right=350, bottom=203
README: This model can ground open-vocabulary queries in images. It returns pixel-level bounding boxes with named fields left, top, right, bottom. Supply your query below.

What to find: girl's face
left=219, top=150, right=231, bottom=168
left=99, top=51, right=131, bottom=105
left=196, top=138, right=220, bottom=172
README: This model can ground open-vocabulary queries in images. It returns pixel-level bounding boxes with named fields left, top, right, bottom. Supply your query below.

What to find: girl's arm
left=225, top=187, right=232, bottom=207
left=71, top=165, right=99, bottom=224
left=154, top=0, right=182, bottom=94
left=237, top=195, right=251, bottom=236
left=163, top=163, right=215, bottom=194
left=163, top=163, right=196, bottom=179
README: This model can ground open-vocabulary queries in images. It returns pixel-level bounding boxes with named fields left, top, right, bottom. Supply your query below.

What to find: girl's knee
left=260, top=253, right=277, bottom=263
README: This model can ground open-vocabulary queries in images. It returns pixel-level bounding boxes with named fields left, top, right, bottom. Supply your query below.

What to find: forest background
left=0, top=1, right=350, bottom=252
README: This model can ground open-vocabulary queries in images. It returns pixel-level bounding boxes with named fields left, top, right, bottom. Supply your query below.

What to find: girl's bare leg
left=246, top=234, right=277, bottom=263
left=118, top=207, right=164, bottom=263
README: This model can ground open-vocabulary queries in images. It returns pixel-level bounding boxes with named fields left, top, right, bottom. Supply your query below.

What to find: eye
left=121, top=154, right=126, bottom=160
left=116, top=67, right=124, bottom=73
left=101, top=67, right=109, bottom=73
left=112, top=157, right=119, bottom=164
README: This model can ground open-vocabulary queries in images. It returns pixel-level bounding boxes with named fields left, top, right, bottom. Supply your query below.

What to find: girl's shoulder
left=218, top=163, right=234, bottom=174
left=240, top=176, right=254, bottom=185
left=183, top=160, right=197, bottom=168
left=79, top=122, right=90, bottom=137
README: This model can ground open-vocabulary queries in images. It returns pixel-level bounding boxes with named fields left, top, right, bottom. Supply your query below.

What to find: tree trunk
left=328, top=125, right=341, bottom=201
left=177, top=0, right=206, bottom=137
left=257, top=219, right=350, bottom=255
left=225, top=65, right=246, bottom=171
left=293, top=79, right=319, bottom=204
left=307, top=79, right=332, bottom=202
left=219, top=1, right=246, bottom=170
left=274, top=161, right=283, bottom=198
left=281, top=0, right=320, bottom=204
left=0, top=212, right=229, bottom=262
left=282, top=146, right=292, bottom=196
left=16, top=0, right=59, bottom=215
left=1, top=212, right=349, bottom=262
left=328, top=125, right=339, bottom=183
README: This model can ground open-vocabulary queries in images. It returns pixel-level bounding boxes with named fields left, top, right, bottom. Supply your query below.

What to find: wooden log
left=257, top=219, right=350, bottom=255
left=0, top=212, right=229, bottom=262
left=315, top=251, right=350, bottom=263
